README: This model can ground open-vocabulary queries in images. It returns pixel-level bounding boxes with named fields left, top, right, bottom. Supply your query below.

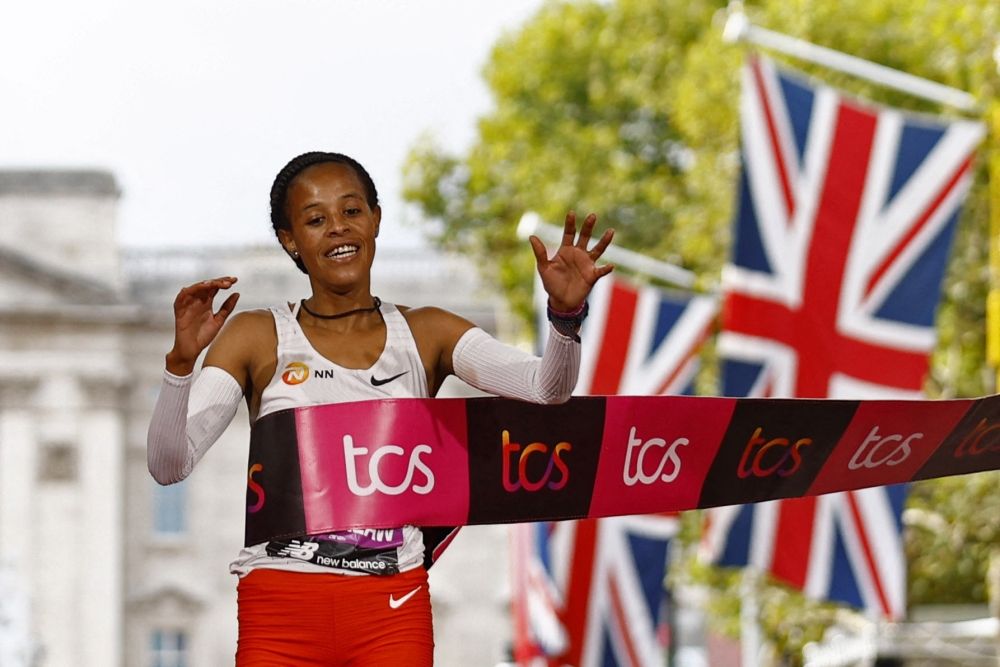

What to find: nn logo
left=281, top=362, right=309, bottom=385
left=502, top=430, right=570, bottom=492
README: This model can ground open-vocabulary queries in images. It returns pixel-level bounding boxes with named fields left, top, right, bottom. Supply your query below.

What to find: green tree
left=404, top=0, right=1000, bottom=658
left=403, top=0, right=730, bottom=329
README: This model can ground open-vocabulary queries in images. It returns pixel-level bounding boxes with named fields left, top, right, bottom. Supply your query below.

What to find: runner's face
left=280, top=163, right=381, bottom=290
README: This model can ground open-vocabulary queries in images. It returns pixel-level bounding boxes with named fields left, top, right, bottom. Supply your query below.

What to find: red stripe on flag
left=560, top=520, right=599, bottom=667
left=794, top=100, right=878, bottom=397
left=750, top=56, right=796, bottom=222
left=845, top=491, right=893, bottom=617
left=589, top=282, right=638, bottom=395
left=723, top=101, right=921, bottom=397
left=609, top=574, right=642, bottom=667
left=509, top=526, right=535, bottom=664
left=771, top=496, right=818, bottom=589
left=655, top=322, right=713, bottom=395
left=864, top=157, right=973, bottom=298
left=723, top=294, right=929, bottom=389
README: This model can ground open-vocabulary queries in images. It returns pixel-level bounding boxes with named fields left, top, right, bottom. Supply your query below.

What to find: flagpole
left=722, top=10, right=979, bottom=113
left=740, top=568, right=763, bottom=667
left=990, top=101, right=1000, bottom=392
left=516, top=212, right=697, bottom=288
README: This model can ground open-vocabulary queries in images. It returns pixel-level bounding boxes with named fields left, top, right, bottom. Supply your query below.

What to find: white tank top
left=229, top=301, right=430, bottom=577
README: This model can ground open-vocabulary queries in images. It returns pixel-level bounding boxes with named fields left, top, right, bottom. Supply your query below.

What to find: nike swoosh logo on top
left=371, top=371, right=409, bottom=386
left=389, top=586, right=421, bottom=609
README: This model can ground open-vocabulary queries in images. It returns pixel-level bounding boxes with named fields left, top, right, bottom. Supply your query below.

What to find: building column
left=0, top=379, right=40, bottom=598
left=79, top=377, right=125, bottom=667
left=0, top=379, right=40, bottom=667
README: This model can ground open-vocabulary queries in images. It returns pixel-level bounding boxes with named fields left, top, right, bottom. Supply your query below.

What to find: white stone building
left=0, top=170, right=515, bottom=667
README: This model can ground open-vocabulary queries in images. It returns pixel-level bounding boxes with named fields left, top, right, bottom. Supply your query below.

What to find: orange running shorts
left=235, top=566, right=433, bottom=667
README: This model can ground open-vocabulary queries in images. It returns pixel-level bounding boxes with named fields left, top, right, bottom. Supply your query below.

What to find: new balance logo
left=371, top=371, right=409, bottom=387
left=276, top=540, right=319, bottom=561
left=389, top=586, right=421, bottom=609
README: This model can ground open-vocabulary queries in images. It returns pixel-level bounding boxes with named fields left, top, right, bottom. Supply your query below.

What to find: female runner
left=147, top=151, right=614, bottom=666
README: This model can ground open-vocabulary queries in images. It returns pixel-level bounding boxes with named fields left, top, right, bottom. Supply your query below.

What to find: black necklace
left=300, top=296, right=381, bottom=320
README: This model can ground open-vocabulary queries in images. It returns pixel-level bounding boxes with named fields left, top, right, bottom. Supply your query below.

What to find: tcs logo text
left=954, top=418, right=1000, bottom=457
left=623, top=427, right=687, bottom=486
left=282, top=362, right=309, bottom=385
left=247, top=463, right=265, bottom=513
left=502, top=430, right=571, bottom=492
left=737, top=427, right=811, bottom=478
left=342, top=435, right=434, bottom=496
left=848, top=426, right=920, bottom=469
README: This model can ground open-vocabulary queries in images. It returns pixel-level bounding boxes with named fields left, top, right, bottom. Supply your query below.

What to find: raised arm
left=412, top=212, right=613, bottom=403
left=165, top=277, right=241, bottom=376
left=147, top=277, right=245, bottom=484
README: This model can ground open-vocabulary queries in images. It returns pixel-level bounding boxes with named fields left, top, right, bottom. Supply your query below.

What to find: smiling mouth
left=326, top=245, right=359, bottom=259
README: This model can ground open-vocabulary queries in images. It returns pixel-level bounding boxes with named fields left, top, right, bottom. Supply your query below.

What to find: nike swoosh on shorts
left=371, top=371, right=409, bottom=386
left=389, top=586, right=421, bottom=609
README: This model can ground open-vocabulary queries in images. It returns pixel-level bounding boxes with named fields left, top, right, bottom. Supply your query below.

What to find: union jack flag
left=515, top=273, right=707, bottom=666
left=537, top=274, right=718, bottom=396
left=702, top=485, right=909, bottom=619
left=705, top=55, right=985, bottom=619
left=719, top=55, right=984, bottom=400
left=510, top=515, right=680, bottom=667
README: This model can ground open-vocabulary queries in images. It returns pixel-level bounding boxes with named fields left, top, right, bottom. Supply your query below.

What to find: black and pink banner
left=244, top=394, right=1000, bottom=546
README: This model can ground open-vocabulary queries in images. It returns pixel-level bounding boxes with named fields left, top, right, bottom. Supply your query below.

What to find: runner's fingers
left=216, top=293, right=241, bottom=322
left=190, top=277, right=237, bottom=294
left=561, top=211, right=578, bottom=246
left=529, top=235, right=549, bottom=267
left=179, top=286, right=218, bottom=310
left=588, top=228, right=614, bottom=259
left=575, top=213, right=598, bottom=249
left=175, top=277, right=238, bottom=308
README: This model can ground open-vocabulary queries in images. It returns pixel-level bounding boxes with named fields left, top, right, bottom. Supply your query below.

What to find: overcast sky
left=1, top=0, right=548, bottom=249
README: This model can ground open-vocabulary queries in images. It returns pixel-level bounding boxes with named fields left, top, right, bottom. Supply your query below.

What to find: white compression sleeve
left=146, top=366, right=243, bottom=485
left=451, top=323, right=580, bottom=404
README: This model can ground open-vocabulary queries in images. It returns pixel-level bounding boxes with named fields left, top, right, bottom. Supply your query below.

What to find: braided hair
left=269, top=152, right=379, bottom=274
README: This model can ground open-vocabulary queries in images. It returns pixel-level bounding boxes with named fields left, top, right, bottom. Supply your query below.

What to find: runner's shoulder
left=222, top=308, right=275, bottom=333
left=399, top=305, right=477, bottom=345
left=398, top=304, right=457, bottom=320
left=399, top=305, right=471, bottom=328
left=213, top=309, right=277, bottom=353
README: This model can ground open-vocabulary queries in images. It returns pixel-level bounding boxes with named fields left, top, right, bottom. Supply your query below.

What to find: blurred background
left=0, top=1, right=543, bottom=665
left=3, top=0, right=1000, bottom=666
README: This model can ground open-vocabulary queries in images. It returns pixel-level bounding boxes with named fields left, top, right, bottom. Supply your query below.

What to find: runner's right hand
left=166, top=277, right=240, bottom=376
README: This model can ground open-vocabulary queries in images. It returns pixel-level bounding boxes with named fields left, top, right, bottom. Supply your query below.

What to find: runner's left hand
left=529, top=211, right=614, bottom=312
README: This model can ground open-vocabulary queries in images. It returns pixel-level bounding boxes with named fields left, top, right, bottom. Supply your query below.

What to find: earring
left=291, top=250, right=299, bottom=258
